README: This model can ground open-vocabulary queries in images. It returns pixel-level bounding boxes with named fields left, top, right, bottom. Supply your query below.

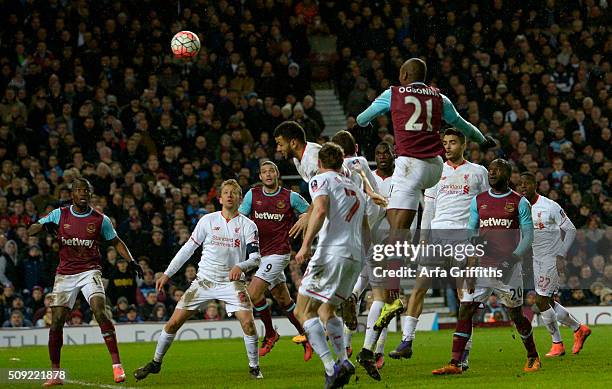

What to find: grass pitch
left=2, top=325, right=611, bottom=388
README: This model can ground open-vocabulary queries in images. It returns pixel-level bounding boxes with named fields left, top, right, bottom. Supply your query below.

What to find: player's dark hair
left=443, top=128, right=466, bottom=144
left=376, top=141, right=394, bottom=155
left=259, top=160, right=279, bottom=174
left=331, top=130, right=356, bottom=156
left=273, top=121, right=306, bottom=143
left=318, top=142, right=344, bottom=171
left=491, top=158, right=512, bottom=177
left=520, top=171, right=537, bottom=182
left=72, top=177, right=93, bottom=192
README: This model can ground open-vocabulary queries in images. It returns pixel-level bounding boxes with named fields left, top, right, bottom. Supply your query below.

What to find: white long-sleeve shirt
left=164, top=212, right=260, bottom=283
left=531, top=194, right=576, bottom=260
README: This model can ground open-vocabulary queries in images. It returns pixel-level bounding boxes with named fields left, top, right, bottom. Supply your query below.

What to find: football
left=170, top=31, right=201, bottom=58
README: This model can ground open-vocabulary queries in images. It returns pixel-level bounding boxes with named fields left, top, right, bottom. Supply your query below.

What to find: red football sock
left=48, top=328, right=63, bottom=368
left=513, top=314, right=539, bottom=358
left=451, top=318, right=473, bottom=362
left=100, top=321, right=121, bottom=364
left=282, top=301, right=304, bottom=334
left=254, top=299, right=275, bottom=338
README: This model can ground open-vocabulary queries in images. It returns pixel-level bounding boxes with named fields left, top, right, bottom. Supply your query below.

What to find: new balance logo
left=479, top=218, right=513, bottom=228
left=254, top=211, right=284, bottom=221
left=61, top=236, right=95, bottom=248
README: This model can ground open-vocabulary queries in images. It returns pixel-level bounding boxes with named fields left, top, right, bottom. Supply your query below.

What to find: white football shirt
left=309, top=171, right=366, bottom=260
left=164, top=212, right=260, bottom=283
left=531, top=194, right=576, bottom=259
left=424, top=161, right=489, bottom=229
left=294, top=141, right=321, bottom=182
left=370, top=170, right=393, bottom=244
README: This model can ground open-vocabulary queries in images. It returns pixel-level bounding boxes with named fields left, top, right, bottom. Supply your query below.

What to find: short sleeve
left=238, top=189, right=253, bottom=215
left=290, top=191, right=310, bottom=214
left=424, top=183, right=438, bottom=202
left=518, top=197, right=533, bottom=227
left=37, top=208, right=61, bottom=225
left=309, top=175, right=330, bottom=201
left=101, top=215, right=118, bottom=241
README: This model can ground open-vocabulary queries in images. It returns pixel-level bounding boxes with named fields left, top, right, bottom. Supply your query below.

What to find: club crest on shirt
left=234, top=227, right=240, bottom=234
left=480, top=204, right=487, bottom=210
left=86, top=223, right=96, bottom=234
left=504, top=202, right=515, bottom=213
left=276, top=200, right=286, bottom=209
left=310, top=179, right=318, bottom=192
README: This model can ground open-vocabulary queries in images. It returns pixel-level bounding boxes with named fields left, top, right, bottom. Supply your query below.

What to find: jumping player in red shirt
left=354, top=58, right=495, bottom=374
left=28, top=178, right=143, bottom=386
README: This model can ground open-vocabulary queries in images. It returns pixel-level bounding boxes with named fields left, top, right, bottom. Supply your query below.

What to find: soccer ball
left=171, top=31, right=201, bottom=58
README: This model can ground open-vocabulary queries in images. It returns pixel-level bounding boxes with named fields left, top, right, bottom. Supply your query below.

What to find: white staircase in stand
left=315, top=89, right=346, bottom=137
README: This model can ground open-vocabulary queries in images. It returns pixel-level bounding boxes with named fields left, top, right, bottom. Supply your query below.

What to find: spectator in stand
left=0, top=240, right=19, bottom=288
left=113, top=297, right=130, bottom=322
left=2, top=309, right=32, bottom=328
left=121, top=305, right=143, bottom=323
left=138, top=290, right=158, bottom=322
left=107, top=258, right=137, bottom=305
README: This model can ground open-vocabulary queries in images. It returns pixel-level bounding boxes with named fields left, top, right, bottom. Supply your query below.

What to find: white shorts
left=533, top=257, right=559, bottom=297
left=388, top=156, right=443, bottom=210
left=176, top=278, right=252, bottom=313
left=299, top=252, right=362, bottom=306
left=254, top=254, right=290, bottom=289
left=49, top=270, right=105, bottom=309
left=461, top=263, right=524, bottom=308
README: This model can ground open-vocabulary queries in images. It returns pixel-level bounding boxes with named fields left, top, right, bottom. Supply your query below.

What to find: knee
left=164, top=320, right=180, bottom=334
left=457, top=302, right=477, bottom=321
left=535, top=295, right=550, bottom=311
left=50, top=318, right=65, bottom=331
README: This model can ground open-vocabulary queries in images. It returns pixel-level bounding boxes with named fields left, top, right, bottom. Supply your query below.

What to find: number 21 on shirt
left=404, top=96, right=433, bottom=132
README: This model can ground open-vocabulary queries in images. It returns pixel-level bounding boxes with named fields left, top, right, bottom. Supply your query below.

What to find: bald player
left=354, top=58, right=495, bottom=377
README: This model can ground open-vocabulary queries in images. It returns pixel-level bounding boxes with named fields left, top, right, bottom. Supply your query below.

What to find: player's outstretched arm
left=441, top=94, right=490, bottom=146
left=27, top=223, right=44, bottom=236
left=288, top=191, right=311, bottom=238
left=362, top=215, right=371, bottom=255
left=356, top=89, right=391, bottom=127
left=354, top=165, right=387, bottom=207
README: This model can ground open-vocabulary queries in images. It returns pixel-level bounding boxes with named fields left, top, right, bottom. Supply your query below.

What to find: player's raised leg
left=271, top=282, right=313, bottom=361
left=89, top=294, right=125, bottom=382
left=134, top=306, right=194, bottom=381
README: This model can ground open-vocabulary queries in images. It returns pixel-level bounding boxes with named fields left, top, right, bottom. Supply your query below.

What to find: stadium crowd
left=0, top=0, right=610, bottom=328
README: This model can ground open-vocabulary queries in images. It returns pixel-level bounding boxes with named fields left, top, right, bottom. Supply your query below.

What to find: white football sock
left=402, top=316, right=418, bottom=341
left=363, top=300, right=384, bottom=350
left=243, top=334, right=259, bottom=368
left=154, top=329, right=176, bottom=363
left=541, top=307, right=563, bottom=343
left=326, top=316, right=347, bottom=362
left=554, top=302, right=580, bottom=331
left=351, top=274, right=368, bottom=298
left=304, top=317, right=335, bottom=376
left=343, top=325, right=353, bottom=350
left=375, top=327, right=388, bottom=354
